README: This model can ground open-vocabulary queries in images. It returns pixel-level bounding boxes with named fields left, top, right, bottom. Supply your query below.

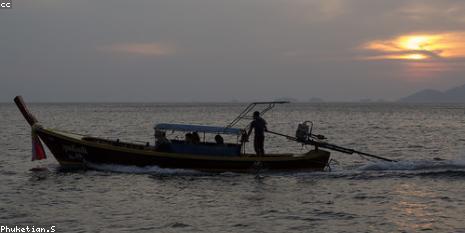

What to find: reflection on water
left=391, top=183, right=436, bottom=231
left=1, top=102, right=465, bottom=232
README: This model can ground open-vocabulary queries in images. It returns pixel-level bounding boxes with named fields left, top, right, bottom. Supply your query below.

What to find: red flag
left=31, top=130, right=46, bottom=161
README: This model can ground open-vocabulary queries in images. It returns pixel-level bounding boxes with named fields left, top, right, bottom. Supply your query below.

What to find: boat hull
left=36, top=126, right=330, bottom=172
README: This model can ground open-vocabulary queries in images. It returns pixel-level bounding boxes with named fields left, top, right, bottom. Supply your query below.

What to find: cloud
left=359, top=32, right=465, bottom=61
left=314, top=0, right=347, bottom=20
left=98, top=42, right=175, bottom=56
left=397, top=1, right=465, bottom=24
left=276, top=0, right=348, bottom=23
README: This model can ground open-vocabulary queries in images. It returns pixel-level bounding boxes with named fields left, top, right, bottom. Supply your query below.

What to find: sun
left=361, top=32, right=465, bottom=61
left=360, top=32, right=465, bottom=75
left=401, top=36, right=430, bottom=50
left=363, top=34, right=439, bottom=60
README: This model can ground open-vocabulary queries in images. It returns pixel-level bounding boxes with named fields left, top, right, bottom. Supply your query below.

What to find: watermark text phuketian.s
left=1, top=225, right=55, bottom=233
left=1, top=0, right=12, bottom=9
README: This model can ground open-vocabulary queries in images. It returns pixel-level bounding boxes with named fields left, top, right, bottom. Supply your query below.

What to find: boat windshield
left=154, top=123, right=244, bottom=135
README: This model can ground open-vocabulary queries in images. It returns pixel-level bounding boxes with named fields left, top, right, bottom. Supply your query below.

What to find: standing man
left=247, top=111, right=267, bottom=155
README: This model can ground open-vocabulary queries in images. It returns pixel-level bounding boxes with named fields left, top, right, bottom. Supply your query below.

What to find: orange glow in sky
left=405, top=54, right=427, bottom=60
left=362, top=32, right=465, bottom=61
left=402, top=36, right=434, bottom=50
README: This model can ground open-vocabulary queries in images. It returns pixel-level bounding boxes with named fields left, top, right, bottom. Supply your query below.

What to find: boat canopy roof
left=154, top=123, right=244, bottom=135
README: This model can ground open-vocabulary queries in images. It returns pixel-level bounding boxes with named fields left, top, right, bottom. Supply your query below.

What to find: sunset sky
left=1, top=0, right=465, bottom=102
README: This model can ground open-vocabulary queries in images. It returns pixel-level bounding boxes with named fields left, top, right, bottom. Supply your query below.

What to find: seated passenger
left=185, top=133, right=193, bottom=143
left=192, top=132, right=201, bottom=144
left=215, top=134, right=224, bottom=145
left=155, top=131, right=170, bottom=151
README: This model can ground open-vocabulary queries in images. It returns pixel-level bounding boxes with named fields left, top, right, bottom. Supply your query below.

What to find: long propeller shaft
left=266, top=130, right=397, bottom=162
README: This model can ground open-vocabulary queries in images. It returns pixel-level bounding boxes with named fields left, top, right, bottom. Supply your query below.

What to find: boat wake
left=78, top=158, right=465, bottom=179
left=346, top=158, right=465, bottom=179
left=84, top=162, right=201, bottom=175
left=288, top=158, right=465, bottom=180
left=359, top=158, right=465, bottom=172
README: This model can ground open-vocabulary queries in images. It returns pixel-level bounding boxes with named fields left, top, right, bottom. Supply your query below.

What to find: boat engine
left=295, top=121, right=312, bottom=142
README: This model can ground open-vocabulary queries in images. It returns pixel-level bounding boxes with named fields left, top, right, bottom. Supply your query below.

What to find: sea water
left=1, top=102, right=465, bottom=232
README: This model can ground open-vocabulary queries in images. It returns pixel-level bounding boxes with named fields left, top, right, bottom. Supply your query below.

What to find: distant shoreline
left=2, top=101, right=465, bottom=105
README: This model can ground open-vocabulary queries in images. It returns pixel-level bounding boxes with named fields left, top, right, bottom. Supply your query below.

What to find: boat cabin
left=154, top=123, right=245, bottom=156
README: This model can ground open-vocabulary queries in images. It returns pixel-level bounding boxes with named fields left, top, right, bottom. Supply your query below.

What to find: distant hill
left=308, top=97, right=324, bottom=103
left=399, top=84, right=465, bottom=103
left=274, top=97, right=298, bottom=103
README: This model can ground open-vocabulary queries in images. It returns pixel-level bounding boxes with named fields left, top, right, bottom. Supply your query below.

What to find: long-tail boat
left=14, top=97, right=334, bottom=172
